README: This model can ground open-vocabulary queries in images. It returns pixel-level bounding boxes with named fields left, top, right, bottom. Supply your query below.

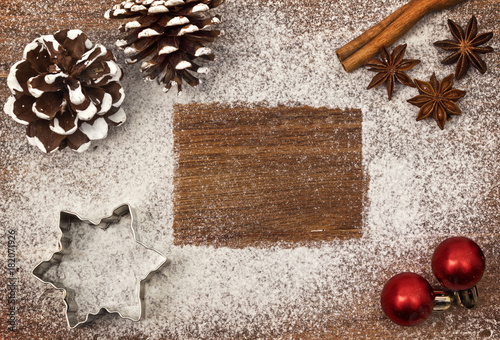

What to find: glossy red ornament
left=432, top=237, right=485, bottom=291
left=381, top=272, right=435, bottom=326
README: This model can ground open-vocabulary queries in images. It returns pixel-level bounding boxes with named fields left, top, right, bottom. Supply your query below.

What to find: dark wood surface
left=0, top=0, right=499, bottom=339
left=173, top=104, right=365, bottom=248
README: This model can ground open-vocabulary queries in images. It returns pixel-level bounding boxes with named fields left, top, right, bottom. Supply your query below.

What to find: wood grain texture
left=173, top=104, right=365, bottom=248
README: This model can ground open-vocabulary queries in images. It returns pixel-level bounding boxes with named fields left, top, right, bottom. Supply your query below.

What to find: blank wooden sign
left=173, top=103, right=365, bottom=248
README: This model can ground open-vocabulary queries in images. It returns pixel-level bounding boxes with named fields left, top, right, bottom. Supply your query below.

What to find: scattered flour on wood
left=1, top=0, right=498, bottom=338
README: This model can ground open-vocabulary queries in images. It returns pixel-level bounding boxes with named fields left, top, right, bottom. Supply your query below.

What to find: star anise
left=407, top=73, right=466, bottom=130
left=434, top=16, right=494, bottom=80
left=365, top=44, right=420, bottom=100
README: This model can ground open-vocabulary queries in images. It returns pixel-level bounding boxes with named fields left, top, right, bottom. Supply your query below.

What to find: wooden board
left=173, top=103, right=365, bottom=247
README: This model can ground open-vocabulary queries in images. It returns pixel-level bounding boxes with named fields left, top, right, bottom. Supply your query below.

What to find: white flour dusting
left=1, top=0, right=498, bottom=338
left=37, top=211, right=166, bottom=326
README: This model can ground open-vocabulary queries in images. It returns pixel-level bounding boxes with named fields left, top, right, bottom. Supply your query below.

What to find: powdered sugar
left=1, top=0, right=498, bottom=338
left=37, top=210, right=166, bottom=326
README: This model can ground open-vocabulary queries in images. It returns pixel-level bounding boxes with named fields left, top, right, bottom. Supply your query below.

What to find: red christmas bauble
left=381, top=272, right=434, bottom=326
left=432, top=237, right=485, bottom=291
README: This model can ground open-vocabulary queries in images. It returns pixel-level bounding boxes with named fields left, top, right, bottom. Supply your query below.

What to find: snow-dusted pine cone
left=4, top=29, right=126, bottom=153
left=105, top=0, right=224, bottom=93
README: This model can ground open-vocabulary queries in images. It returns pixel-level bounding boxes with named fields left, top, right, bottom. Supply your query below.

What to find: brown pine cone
left=105, top=0, right=225, bottom=93
left=4, top=29, right=126, bottom=153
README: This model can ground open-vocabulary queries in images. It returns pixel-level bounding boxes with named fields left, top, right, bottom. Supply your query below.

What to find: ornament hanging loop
left=432, top=286, right=479, bottom=311
left=433, top=290, right=453, bottom=311
left=454, top=286, right=478, bottom=309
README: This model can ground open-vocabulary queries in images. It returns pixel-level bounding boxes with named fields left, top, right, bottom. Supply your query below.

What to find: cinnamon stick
left=336, top=1, right=411, bottom=62
left=337, top=0, right=468, bottom=73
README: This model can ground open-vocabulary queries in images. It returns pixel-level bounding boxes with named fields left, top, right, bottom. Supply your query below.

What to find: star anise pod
left=365, top=44, right=420, bottom=100
left=434, top=15, right=494, bottom=80
left=407, top=73, right=466, bottom=130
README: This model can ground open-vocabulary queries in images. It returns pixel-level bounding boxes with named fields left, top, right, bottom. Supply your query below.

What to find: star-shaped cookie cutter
left=32, top=204, right=168, bottom=328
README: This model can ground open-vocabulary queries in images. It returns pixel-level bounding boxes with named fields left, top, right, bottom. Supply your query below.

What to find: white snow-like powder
left=148, top=5, right=169, bottom=14
left=192, top=3, right=210, bottom=13
left=195, top=47, right=212, bottom=56
left=159, top=45, right=179, bottom=55
left=66, top=29, right=83, bottom=40
left=125, top=20, right=142, bottom=30
left=175, top=60, right=192, bottom=70
left=79, top=117, right=108, bottom=140
left=138, top=28, right=162, bottom=38
left=68, top=81, right=86, bottom=105
left=44, top=72, right=67, bottom=84
left=179, top=24, right=199, bottom=35
left=39, top=212, right=166, bottom=325
left=107, top=108, right=127, bottom=125
left=1, top=0, right=499, bottom=338
left=166, top=16, right=190, bottom=27
left=85, top=39, right=93, bottom=50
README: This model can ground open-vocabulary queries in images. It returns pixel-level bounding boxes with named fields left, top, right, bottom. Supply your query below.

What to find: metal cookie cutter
left=32, top=204, right=168, bottom=328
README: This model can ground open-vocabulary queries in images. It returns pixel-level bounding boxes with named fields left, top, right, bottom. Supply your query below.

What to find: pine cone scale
left=8, top=61, right=38, bottom=96
left=50, top=111, right=78, bottom=135
left=188, top=30, right=219, bottom=42
left=148, top=5, right=169, bottom=14
left=60, top=34, right=88, bottom=61
left=181, top=69, right=199, bottom=86
left=4, top=96, right=37, bottom=125
left=73, top=99, right=98, bottom=121
left=122, top=15, right=159, bottom=31
left=27, top=120, right=67, bottom=153
left=117, top=31, right=141, bottom=49
left=138, top=26, right=166, bottom=39
left=158, top=36, right=180, bottom=54
left=168, top=51, right=187, bottom=70
left=126, top=45, right=157, bottom=64
left=93, top=60, right=123, bottom=86
left=80, top=117, right=109, bottom=141
left=28, top=74, right=65, bottom=96
left=37, top=36, right=64, bottom=60
left=106, top=108, right=126, bottom=126
left=158, top=16, right=190, bottom=27
left=33, top=92, right=63, bottom=120
left=136, top=36, right=162, bottom=51
left=66, top=79, right=86, bottom=104
left=66, top=129, right=90, bottom=151
left=175, top=3, right=209, bottom=16
left=86, top=87, right=109, bottom=114
left=23, top=45, right=51, bottom=74
left=104, top=82, right=126, bottom=109
left=72, top=45, right=108, bottom=77
left=166, top=0, right=186, bottom=6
